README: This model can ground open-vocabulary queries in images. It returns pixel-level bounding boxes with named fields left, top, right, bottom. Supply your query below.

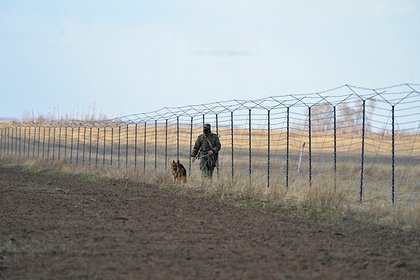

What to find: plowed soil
left=0, top=166, right=419, bottom=280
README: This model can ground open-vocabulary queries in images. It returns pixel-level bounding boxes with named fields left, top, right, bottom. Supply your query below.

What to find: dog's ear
left=172, top=160, right=175, bottom=163
left=177, top=160, right=180, bottom=164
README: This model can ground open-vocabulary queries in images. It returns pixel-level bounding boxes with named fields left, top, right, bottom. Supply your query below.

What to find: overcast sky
left=1, top=0, right=419, bottom=119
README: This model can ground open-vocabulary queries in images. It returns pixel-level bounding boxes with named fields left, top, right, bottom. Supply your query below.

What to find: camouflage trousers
left=199, top=155, right=216, bottom=178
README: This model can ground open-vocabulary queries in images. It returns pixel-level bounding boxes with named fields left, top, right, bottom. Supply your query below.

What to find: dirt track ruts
left=0, top=166, right=419, bottom=279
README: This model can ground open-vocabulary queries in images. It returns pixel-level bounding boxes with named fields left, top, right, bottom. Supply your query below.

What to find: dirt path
left=0, top=166, right=419, bottom=279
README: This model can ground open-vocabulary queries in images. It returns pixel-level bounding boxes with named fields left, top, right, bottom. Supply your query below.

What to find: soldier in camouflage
left=191, top=124, right=221, bottom=179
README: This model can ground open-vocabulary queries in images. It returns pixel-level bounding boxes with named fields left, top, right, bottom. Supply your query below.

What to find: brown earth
left=0, top=166, right=419, bottom=280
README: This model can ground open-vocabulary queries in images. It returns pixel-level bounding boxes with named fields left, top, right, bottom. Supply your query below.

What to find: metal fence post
left=23, top=127, right=27, bottom=158
left=32, top=127, right=36, bottom=158
left=144, top=122, right=147, bottom=174
left=52, top=127, right=56, bottom=160
left=231, top=111, right=234, bottom=182
left=42, top=127, right=46, bottom=160
left=248, top=109, right=252, bottom=185
left=96, top=127, right=100, bottom=168
left=165, top=119, right=168, bottom=169
left=58, top=126, right=61, bottom=160
left=360, top=100, right=366, bottom=202
left=267, top=110, right=271, bottom=188
left=27, top=126, right=31, bottom=158
left=286, top=107, right=290, bottom=189
left=82, top=127, right=87, bottom=165
left=177, top=116, right=180, bottom=161
left=88, top=127, right=92, bottom=166
left=9, top=128, right=12, bottom=157
left=154, top=120, right=157, bottom=172
left=216, top=113, right=219, bottom=177
left=18, top=126, right=22, bottom=158
left=103, top=127, right=106, bottom=166
left=333, top=106, right=337, bottom=191
left=70, top=127, right=74, bottom=163
left=391, top=105, right=395, bottom=205
left=0, top=128, right=3, bottom=157
left=110, top=127, right=114, bottom=166
left=47, top=127, right=51, bottom=160
left=308, top=107, right=312, bottom=187
left=76, top=127, right=80, bottom=165
left=64, top=127, right=67, bottom=160
left=118, top=126, right=121, bottom=168
left=189, top=117, right=193, bottom=176
left=126, top=124, right=129, bottom=169
left=134, top=124, right=138, bottom=169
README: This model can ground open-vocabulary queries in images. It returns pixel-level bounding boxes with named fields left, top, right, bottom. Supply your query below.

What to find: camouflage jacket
left=191, top=132, right=221, bottom=158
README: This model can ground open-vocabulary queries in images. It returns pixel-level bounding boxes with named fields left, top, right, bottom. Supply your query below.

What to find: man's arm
left=191, top=135, right=202, bottom=162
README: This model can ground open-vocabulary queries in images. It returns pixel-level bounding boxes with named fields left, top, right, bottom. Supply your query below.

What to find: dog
left=171, top=160, right=187, bottom=184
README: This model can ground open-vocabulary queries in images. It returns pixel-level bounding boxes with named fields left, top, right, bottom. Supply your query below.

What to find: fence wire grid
left=1, top=83, right=420, bottom=205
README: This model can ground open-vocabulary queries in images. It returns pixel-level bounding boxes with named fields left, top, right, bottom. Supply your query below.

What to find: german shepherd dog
left=171, top=160, right=187, bottom=184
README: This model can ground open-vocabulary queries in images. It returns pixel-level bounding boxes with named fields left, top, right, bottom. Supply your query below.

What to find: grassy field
left=1, top=123, right=419, bottom=229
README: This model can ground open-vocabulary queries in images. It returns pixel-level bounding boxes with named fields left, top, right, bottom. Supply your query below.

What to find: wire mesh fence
left=1, top=84, right=419, bottom=205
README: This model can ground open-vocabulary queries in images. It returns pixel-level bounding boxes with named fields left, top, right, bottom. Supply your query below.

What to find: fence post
left=32, top=127, right=36, bottom=158
left=231, top=111, right=234, bottom=182
left=117, top=126, right=121, bottom=168
left=165, top=119, right=168, bottom=169
left=64, top=127, right=67, bottom=161
left=5, top=127, right=8, bottom=157
left=58, top=126, right=61, bottom=160
left=11, top=127, right=14, bottom=157
left=9, top=128, right=12, bottom=157
left=134, top=124, right=138, bottom=169
left=286, top=107, right=290, bottom=189
left=333, top=106, right=337, bottom=191
left=70, top=127, right=74, bottom=164
left=248, top=109, right=252, bottom=186
left=11, top=128, right=14, bottom=157
left=189, top=117, right=193, bottom=176
left=37, top=127, right=41, bottom=159
left=144, top=122, right=147, bottom=174
left=10, top=127, right=13, bottom=157
left=110, top=127, right=114, bottom=166
left=103, top=127, right=106, bottom=166
left=52, top=127, right=56, bottom=161
left=18, top=126, right=22, bottom=158
left=42, top=127, right=46, bottom=160
left=76, top=127, right=81, bottom=165
left=308, top=107, right=312, bottom=187
left=126, top=124, right=129, bottom=169
left=267, top=110, right=271, bottom=188
left=47, top=127, right=51, bottom=160
left=0, top=128, right=3, bottom=157
left=360, top=100, right=366, bottom=202
left=96, top=127, right=100, bottom=168
left=27, top=126, right=31, bottom=159
left=216, top=114, right=219, bottom=177
left=82, top=127, right=87, bottom=165
left=23, top=127, right=27, bottom=158
left=176, top=116, right=180, bottom=161
left=154, top=120, right=157, bottom=172
left=88, top=127, right=93, bottom=166
left=391, top=105, right=395, bottom=205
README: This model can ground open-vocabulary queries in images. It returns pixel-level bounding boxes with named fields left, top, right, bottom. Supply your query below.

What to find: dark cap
left=203, top=123, right=211, bottom=130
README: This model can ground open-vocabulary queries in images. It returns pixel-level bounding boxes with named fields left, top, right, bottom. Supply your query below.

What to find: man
left=191, top=124, right=221, bottom=179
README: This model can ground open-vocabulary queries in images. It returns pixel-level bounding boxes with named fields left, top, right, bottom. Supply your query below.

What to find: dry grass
left=1, top=156, right=419, bottom=230
left=1, top=122, right=419, bottom=230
